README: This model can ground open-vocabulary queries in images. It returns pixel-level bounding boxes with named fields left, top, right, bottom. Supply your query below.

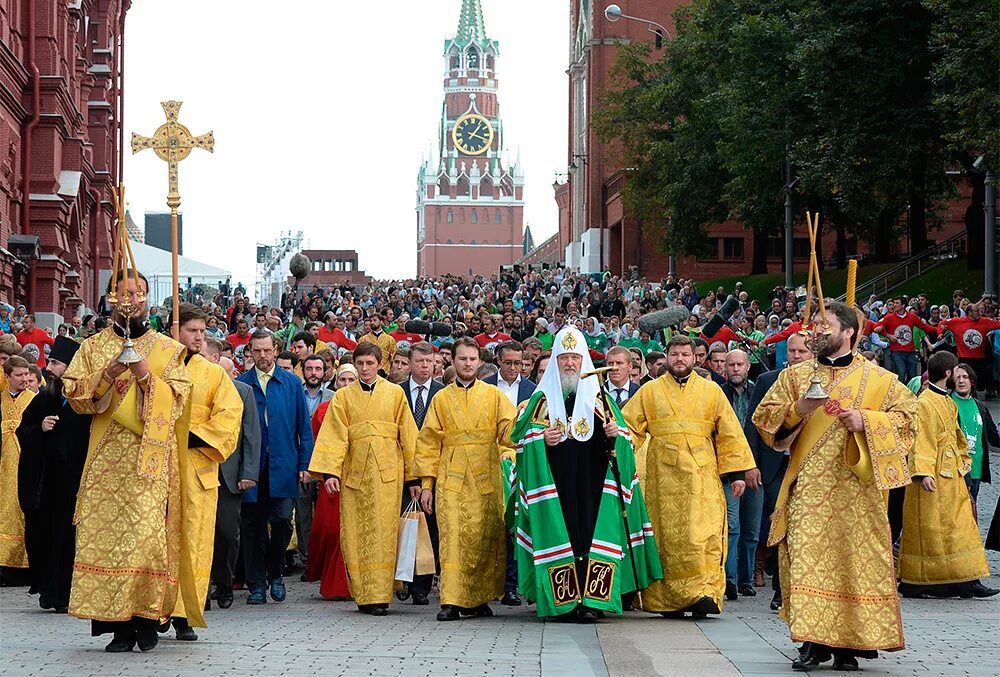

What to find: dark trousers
left=888, top=486, right=906, bottom=546
left=24, top=508, right=76, bottom=608
left=505, top=535, right=517, bottom=594
left=760, top=456, right=788, bottom=595
left=404, top=486, right=440, bottom=597
left=212, top=485, right=243, bottom=588
left=241, top=470, right=294, bottom=591
left=295, top=480, right=318, bottom=560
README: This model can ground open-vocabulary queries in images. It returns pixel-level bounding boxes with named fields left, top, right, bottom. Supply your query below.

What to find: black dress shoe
left=501, top=591, right=522, bottom=606
left=216, top=586, right=234, bottom=609
left=576, top=606, right=598, bottom=622
left=769, top=591, right=781, bottom=611
left=687, top=596, right=721, bottom=617
left=792, top=643, right=831, bottom=672
left=395, top=583, right=411, bottom=601
left=725, top=582, right=738, bottom=601
left=660, top=611, right=686, bottom=619
left=412, top=593, right=429, bottom=605
left=136, top=627, right=159, bottom=652
left=968, top=581, right=1000, bottom=598
left=464, top=604, right=493, bottom=617
left=370, top=605, right=388, bottom=617
left=832, top=654, right=859, bottom=671
left=738, top=585, right=757, bottom=597
left=105, top=631, right=136, bottom=653
left=437, top=605, right=460, bottom=621
left=172, top=618, right=198, bottom=641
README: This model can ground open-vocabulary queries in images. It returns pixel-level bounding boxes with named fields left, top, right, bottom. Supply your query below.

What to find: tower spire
left=456, top=0, right=487, bottom=42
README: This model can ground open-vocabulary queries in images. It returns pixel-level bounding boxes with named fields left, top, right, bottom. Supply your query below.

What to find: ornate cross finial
left=131, top=100, right=214, bottom=209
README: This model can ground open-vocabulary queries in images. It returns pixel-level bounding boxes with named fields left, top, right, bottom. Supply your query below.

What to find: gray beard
left=560, top=372, right=579, bottom=395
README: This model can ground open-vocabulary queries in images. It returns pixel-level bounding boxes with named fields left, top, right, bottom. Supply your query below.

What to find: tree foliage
left=593, top=0, right=993, bottom=271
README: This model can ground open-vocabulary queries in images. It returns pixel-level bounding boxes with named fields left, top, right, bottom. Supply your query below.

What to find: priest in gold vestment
left=752, top=302, right=915, bottom=671
left=310, top=341, right=417, bottom=616
left=414, top=336, right=516, bottom=621
left=898, top=351, right=997, bottom=599
left=0, top=356, right=35, bottom=570
left=623, top=335, right=755, bottom=618
left=168, top=303, right=242, bottom=640
left=63, top=273, right=191, bottom=653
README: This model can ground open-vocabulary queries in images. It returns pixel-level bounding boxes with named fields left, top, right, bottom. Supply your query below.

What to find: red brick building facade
left=287, top=249, right=368, bottom=288
left=0, top=0, right=124, bottom=318
left=552, top=0, right=971, bottom=280
left=415, top=0, right=524, bottom=278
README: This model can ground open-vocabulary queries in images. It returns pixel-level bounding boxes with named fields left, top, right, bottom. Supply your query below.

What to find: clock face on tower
left=452, top=114, right=494, bottom=156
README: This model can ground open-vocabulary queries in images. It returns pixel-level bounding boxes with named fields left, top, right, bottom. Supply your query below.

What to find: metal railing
left=836, top=231, right=968, bottom=302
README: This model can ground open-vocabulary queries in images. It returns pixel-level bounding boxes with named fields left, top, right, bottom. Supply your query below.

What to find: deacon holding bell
left=623, top=335, right=754, bottom=619
left=62, top=269, right=191, bottom=653
left=511, top=327, right=661, bottom=621
left=752, top=302, right=917, bottom=671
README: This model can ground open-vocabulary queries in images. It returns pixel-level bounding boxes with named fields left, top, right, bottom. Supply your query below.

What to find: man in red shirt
left=15, top=314, right=54, bottom=367
left=873, top=296, right=937, bottom=382
left=316, top=312, right=358, bottom=351
left=939, top=302, right=1000, bottom=394
left=473, top=315, right=511, bottom=349
left=226, top=317, right=253, bottom=370
left=388, top=314, right=425, bottom=348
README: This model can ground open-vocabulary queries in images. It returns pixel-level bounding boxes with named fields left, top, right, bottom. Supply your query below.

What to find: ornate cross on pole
left=131, top=100, right=214, bottom=337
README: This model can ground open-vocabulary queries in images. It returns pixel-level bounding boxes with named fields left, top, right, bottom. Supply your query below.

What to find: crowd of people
left=0, top=263, right=998, bottom=672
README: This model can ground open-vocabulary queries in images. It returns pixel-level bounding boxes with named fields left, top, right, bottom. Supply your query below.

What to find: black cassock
left=545, top=394, right=610, bottom=582
left=16, top=376, right=91, bottom=609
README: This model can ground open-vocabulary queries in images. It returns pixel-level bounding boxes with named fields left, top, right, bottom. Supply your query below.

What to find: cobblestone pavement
left=2, top=407, right=998, bottom=676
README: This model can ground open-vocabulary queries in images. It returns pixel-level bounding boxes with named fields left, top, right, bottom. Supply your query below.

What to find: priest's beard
left=114, top=312, right=149, bottom=337
left=667, top=362, right=693, bottom=380
left=817, top=331, right=850, bottom=359
left=560, top=371, right=580, bottom=396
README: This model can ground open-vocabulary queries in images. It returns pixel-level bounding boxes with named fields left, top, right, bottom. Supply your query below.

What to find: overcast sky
left=123, top=0, right=569, bottom=293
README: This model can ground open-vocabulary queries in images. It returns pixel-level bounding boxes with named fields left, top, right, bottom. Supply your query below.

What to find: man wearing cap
left=16, top=336, right=90, bottom=613
left=510, top=327, right=662, bottom=621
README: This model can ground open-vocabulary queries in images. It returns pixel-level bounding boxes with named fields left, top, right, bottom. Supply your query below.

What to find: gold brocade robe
left=309, top=378, right=417, bottom=605
left=414, top=380, right=516, bottom=608
left=63, top=327, right=190, bottom=623
left=752, top=356, right=915, bottom=652
left=173, top=354, right=242, bottom=627
left=898, top=389, right=988, bottom=585
left=0, top=388, right=36, bottom=567
left=623, top=373, right=755, bottom=613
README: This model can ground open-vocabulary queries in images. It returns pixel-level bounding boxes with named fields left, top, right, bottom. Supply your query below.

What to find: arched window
left=447, top=209, right=453, bottom=223
left=494, top=209, right=501, bottom=224
left=470, top=210, right=478, bottom=224
left=446, top=239, right=454, bottom=244
left=471, top=239, right=477, bottom=245
left=450, top=48, right=460, bottom=70
left=466, top=47, right=480, bottom=69
left=495, top=240, right=501, bottom=245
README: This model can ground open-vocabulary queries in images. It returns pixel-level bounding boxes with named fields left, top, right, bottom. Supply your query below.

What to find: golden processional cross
left=131, top=100, right=214, bottom=337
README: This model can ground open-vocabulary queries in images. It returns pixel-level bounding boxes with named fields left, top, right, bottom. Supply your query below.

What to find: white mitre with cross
left=534, top=326, right=600, bottom=442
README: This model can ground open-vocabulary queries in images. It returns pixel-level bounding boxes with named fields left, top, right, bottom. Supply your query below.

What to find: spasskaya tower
left=415, top=0, right=525, bottom=277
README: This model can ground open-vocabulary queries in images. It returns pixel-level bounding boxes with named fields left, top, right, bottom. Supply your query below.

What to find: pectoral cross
left=131, top=100, right=214, bottom=336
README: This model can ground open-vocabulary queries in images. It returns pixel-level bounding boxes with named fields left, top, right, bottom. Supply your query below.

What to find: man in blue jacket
left=237, top=329, right=314, bottom=605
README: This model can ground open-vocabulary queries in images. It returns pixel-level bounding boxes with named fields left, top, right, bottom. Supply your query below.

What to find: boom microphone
left=637, top=305, right=691, bottom=335
left=700, top=295, right=741, bottom=339
left=404, top=319, right=453, bottom=337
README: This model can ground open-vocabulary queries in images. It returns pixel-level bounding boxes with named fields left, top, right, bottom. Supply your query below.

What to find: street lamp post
left=604, top=5, right=671, bottom=278
left=604, top=4, right=670, bottom=44
left=986, top=168, right=997, bottom=299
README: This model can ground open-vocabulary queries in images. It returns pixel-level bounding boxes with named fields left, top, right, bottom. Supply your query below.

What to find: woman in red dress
left=304, top=364, right=358, bottom=600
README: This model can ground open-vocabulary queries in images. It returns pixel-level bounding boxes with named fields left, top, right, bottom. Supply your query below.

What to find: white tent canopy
left=99, top=240, right=231, bottom=307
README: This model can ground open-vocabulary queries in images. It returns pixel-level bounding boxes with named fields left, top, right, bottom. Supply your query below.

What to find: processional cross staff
left=131, top=100, right=214, bottom=338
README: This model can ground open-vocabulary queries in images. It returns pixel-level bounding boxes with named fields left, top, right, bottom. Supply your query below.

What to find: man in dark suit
left=606, top=346, right=641, bottom=405
left=483, top=340, right=537, bottom=405
left=482, top=340, right=536, bottom=606
left=744, top=332, right=811, bottom=611
left=210, top=355, right=261, bottom=609
left=397, top=341, right=444, bottom=606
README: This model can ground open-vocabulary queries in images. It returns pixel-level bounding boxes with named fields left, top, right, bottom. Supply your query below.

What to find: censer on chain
left=108, top=185, right=146, bottom=365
